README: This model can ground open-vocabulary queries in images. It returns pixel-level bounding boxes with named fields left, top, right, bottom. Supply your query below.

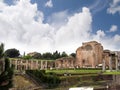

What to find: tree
left=42, top=52, right=52, bottom=60
left=22, top=55, right=32, bottom=60
left=52, top=51, right=61, bottom=59
left=0, top=58, right=14, bottom=89
left=61, top=51, right=68, bottom=57
left=0, top=43, right=4, bottom=72
left=70, top=53, right=76, bottom=58
left=0, top=43, right=14, bottom=89
left=5, top=48, right=20, bottom=58
left=5, top=58, right=10, bottom=71
left=0, top=43, right=4, bottom=59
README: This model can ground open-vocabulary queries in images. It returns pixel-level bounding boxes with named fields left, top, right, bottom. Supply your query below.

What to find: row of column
left=102, top=53, right=120, bottom=71
left=10, top=60, right=49, bottom=71
left=55, top=60, right=74, bottom=68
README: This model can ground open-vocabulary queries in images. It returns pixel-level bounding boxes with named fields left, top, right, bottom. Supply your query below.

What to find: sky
left=0, top=0, right=120, bottom=55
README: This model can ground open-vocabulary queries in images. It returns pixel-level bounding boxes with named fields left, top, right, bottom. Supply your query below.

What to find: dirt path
left=13, top=75, right=41, bottom=90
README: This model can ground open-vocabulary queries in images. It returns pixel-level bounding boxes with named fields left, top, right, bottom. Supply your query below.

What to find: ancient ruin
left=55, top=56, right=75, bottom=69
left=76, top=41, right=103, bottom=68
left=103, top=50, right=120, bottom=71
left=10, top=59, right=55, bottom=71
left=10, top=41, right=120, bottom=71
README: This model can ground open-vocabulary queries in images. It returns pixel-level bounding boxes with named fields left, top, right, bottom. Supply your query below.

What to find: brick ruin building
left=54, top=41, right=120, bottom=70
left=10, top=41, right=120, bottom=71
left=76, top=41, right=120, bottom=70
left=76, top=41, right=103, bottom=68
left=55, top=57, right=75, bottom=69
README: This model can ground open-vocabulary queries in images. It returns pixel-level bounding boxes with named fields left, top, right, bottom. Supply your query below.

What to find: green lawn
left=46, top=69, right=102, bottom=74
left=103, top=70, right=120, bottom=75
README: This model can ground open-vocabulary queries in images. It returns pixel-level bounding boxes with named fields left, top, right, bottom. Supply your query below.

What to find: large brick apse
left=76, top=41, right=103, bottom=68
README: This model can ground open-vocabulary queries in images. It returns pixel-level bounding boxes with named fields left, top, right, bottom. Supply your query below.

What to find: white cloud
left=109, top=25, right=118, bottom=32
left=93, top=30, right=106, bottom=41
left=53, top=7, right=92, bottom=53
left=0, top=1, right=92, bottom=54
left=0, top=1, right=6, bottom=10
left=0, top=0, right=3, bottom=2
left=45, top=0, right=53, bottom=8
left=0, top=0, right=120, bottom=55
left=0, top=0, right=54, bottom=54
left=114, top=34, right=120, bottom=42
left=89, top=0, right=108, bottom=14
left=91, top=29, right=120, bottom=51
left=47, top=10, right=69, bottom=29
left=107, top=0, right=120, bottom=14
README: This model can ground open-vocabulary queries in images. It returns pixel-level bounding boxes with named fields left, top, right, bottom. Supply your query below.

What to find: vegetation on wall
left=24, top=50, right=71, bottom=60
left=3, top=46, right=74, bottom=60
left=26, top=70, right=60, bottom=88
left=0, top=43, right=14, bottom=90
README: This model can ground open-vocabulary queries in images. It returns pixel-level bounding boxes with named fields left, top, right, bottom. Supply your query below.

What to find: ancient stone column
left=19, top=60, right=21, bottom=71
left=15, top=60, right=17, bottom=70
left=116, top=55, right=119, bottom=71
left=118, top=60, right=120, bottom=70
left=55, top=61, right=57, bottom=69
left=9, top=60, right=11, bottom=68
left=16, top=60, right=19, bottom=70
left=26, top=60, right=28, bottom=70
left=45, top=61, right=47, bottom=70
left=36, top=60, right=38, bottom=69
left=109, top=56, right=112, bottom=71
left=41, top=60, right=43, bottom=70
left=31, top=60, right=33, bottom=70
left=102, top=60, right=106, bottom=72
left=71, top=60, right=73, bottom=68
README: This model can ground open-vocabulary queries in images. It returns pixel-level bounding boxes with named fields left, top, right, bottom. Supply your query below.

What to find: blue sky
left=0, top=0, right=120, bottom=54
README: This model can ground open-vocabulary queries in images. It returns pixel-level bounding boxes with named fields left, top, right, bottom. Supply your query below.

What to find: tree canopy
left=5, top=48, right=20, bottom=58
left=0, top=43, right=4, bottom=59
left=25, top=51, right=69, bottom=60
left=70, top=53, right=76, bottom=58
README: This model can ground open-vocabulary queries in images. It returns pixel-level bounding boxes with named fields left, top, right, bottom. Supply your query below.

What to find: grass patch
left=103, top=70, right=120, bottom=75
left=46, top=69, right=102, bottom=74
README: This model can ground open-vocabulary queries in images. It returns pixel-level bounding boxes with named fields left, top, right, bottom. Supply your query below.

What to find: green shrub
left=26, top=70, right=60, bottom=88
